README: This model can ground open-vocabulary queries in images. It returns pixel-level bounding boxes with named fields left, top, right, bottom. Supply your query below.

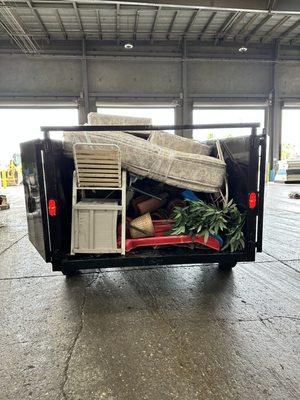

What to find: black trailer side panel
left=256, top=131, right=267, bottom=252
left=20, top=140, right=50, bottom=262
left=42, top=139, right=74, bottom=266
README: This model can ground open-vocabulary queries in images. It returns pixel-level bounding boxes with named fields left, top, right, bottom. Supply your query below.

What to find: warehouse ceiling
left=0, top=0, right=300, bottom=55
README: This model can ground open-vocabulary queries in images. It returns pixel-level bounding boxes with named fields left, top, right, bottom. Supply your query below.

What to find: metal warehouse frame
left=0, top=0, right=300, bottom=171
left=1, top=1, right=300, bottom=45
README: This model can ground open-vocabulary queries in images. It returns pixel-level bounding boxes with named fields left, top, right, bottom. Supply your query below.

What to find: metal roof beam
left=79, top=1, right=300, bottom=14
left=183, top=9, right=200, bottom=37
left=93, top=1, right=300, bottom=14
left=267, top=0, right=276, bottom=12
left=0, top=18, right=28, bottom=50
left=133, top=9, right=139, bottom=41
left=222, top=11, right=246, bottom=40
left=166, top=10, right=178, bottom=40
left=279, top=19, right=300, bottom=42
left=246, top=14, right=273, bottom=41
left=0, top=12, right=38, bottom=53
left=0, top=5, right=29, bottom=37
left=214, top=11, right=239, bottom=44
left=261, top=15, right=290, bottom=43
left=150, top=6, right=161, bottom=42
left=116, top=3, right=120, bottom=43
left=25, top=0, right=50, bottom=40
left=198, top=11, right=216, bottom=40
left=3, top=1, right=300, bottom=15
left=96, top=10, right=102, bottom=40
left=55, top=8, right=67, bottom=40
left=72, top=1, right=84, bottom=38
left=3, top=8, right=40, bottom=52
left=234, top=13, right=259, bottom=40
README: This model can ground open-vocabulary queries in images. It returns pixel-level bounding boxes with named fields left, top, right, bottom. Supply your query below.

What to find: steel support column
left=269, top=43, right=282, bottom=173
left=176, top=40, right=193, bottom=138
left=80, top=39, right=91, bottom=123
left=78, top=98, right=86, bottom=124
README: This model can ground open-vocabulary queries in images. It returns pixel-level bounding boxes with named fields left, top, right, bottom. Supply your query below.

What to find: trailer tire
left=218, top=262, right=237, bottom=271
left=61, top=267, right=80, bottom=277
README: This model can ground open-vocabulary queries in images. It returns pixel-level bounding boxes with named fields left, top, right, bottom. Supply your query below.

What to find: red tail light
left=48, top=199, right=57, bottom=217
left=248, top=192, right=257, bottom=209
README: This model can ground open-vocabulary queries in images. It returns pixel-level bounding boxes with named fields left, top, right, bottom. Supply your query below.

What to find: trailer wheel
left=61, top=267, right=80, bottom=277
left=218, top=262, right=237, bottom=271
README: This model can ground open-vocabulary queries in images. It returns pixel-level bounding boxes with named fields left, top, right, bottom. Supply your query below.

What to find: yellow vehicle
left=0, top=155, right=22, bottom=188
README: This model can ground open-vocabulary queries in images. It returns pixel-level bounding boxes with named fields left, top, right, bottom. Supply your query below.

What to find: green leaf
left=170, top=199, right=246, bottom=253
left=204, top=230, right=209, bottom=243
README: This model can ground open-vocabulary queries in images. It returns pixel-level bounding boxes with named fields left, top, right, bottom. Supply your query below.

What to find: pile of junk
left=63, top=113, right=246, bottom=256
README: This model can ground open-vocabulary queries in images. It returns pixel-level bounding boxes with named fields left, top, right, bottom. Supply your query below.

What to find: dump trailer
left=20, top=123, right=266, bottom=276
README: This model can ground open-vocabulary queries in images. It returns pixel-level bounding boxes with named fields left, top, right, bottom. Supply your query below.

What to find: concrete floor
left=0, top=184, right=299, bottom=400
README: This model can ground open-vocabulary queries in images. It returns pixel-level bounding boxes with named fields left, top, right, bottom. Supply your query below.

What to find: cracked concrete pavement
left=0, top=184, right=299, bottom=400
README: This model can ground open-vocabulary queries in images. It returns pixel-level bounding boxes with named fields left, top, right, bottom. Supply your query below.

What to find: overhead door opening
left=0, top=108, right=78, bottom=189
left=0, top=108, right=78, bottom=166
left=281, top=109, right=300, bottom=160
left=193, top=108, right=265, bottom=141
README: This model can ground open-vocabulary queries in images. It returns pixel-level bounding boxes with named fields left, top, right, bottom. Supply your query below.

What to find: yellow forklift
left=0, top=154, right=21, bottom=211
left=0, top=155, right=22, bottom=187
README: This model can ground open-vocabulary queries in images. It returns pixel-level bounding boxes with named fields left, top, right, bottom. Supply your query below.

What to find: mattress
left=63, top=130, right=226, bottom=193
left=89, top=113, right=211, bottom=156
left=286, top=159, right=300, bottom=182
left=149, top=130, right=211, bottom=156
left=88, top=112, right=152, bottom=126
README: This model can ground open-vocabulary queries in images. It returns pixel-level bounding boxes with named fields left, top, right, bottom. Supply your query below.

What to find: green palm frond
left=170, top=199, right=246, bottom=252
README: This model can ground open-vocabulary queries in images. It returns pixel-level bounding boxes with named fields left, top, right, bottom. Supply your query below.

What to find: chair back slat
left=73, top=143, right=121, bottom=188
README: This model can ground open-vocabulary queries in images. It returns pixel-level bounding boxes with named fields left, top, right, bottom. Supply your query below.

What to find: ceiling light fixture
left=238, top=46, right=248, bottom=53
left=124, top=43, right=133, bottom=49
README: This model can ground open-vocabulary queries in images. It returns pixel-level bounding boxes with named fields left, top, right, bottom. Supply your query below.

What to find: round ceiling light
left=124, top=43, right=133, bottom=49
left=238, top=46, right=248, bottom=53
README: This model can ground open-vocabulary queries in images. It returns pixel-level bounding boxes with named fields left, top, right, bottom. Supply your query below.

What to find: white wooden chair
left=71, top=143, right=126, bottom=255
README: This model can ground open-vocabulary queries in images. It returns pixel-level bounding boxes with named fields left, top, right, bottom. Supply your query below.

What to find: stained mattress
left=63, top=130, right=226, bottom=193
left=149, top=130, right=211, bottom=156
left=88, top=113, right=211, bottom=156
left=88, top=112, right=152, bottom=126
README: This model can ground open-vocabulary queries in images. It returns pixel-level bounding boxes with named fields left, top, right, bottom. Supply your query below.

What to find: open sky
left=0, top=107, right=299, bottom=166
